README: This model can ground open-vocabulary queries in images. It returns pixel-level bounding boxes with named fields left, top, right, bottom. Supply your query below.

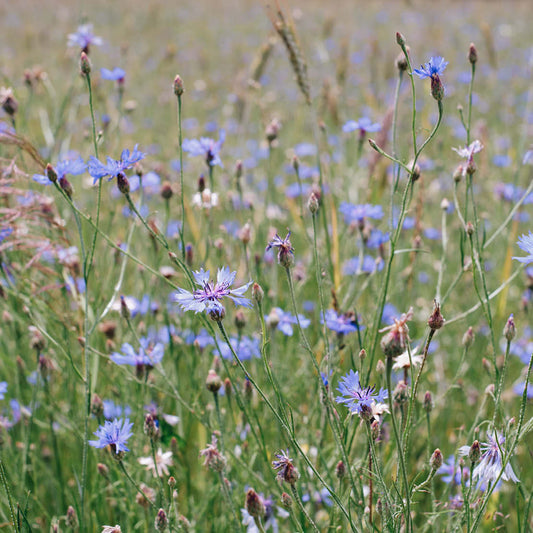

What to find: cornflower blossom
left=512, top=232, right=533, bottom=265
left=335, top=370, right=388, bottom=421
left=413, top=56, right=448, bottom=100
left=0, top=382, right=7, bottom=400
left=101, top=67, right=125, bottom=83
left=266, top=307, right=310, bottom=336
left=392, top=346, right=424, bottom=371
left=88, top=145, right=146, bottom=183
left=339, top=203, right=383, bottom=226
left=111, top=340, right=164, bottom=368
left=89, top=418, right=133, bottom=455
left=138, top=448, right=173, bottom=477
left=266, top=231, right=294, bottom=268
left=459, top=433, right=519, bottom=488
left=182, top=130, right=225, bottom=167
left=103, top=400, right=132, bottom=420
left=173, top=267, right=252, bottom=321
left=321, top=309, right=360, bottom=335
left=342, top=117, right=381, bottom=136
left=213, top=335, right=260, bottom=361
left=67, top=24, right=103, bottom=53
left=437, top=456, right=469, bottom=485
left=343, top=255, right=384, bottom=275
left=33, top=156, right=86, bottom=186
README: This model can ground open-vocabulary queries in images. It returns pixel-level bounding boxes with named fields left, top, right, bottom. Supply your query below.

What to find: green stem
left=0, top=459, right=19, bottom=533
left=290, top=483, right=320, bottom=533
left=177, top=95, right=186, bottom=260
left=118, top=460, right=157, bottom=509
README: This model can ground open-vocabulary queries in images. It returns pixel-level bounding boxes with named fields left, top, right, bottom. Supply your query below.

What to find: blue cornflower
left=335, top=370, right=388, bottom=420
left=103, top=400, right=132, bottom=420
left=366, top=229, right=390, bottom=248
left=88, top=417, right=133, bottom=455
left=513, top=232, right=533, bottom=265
left=110, top=340, right=164, bottom=368
left=413, top=56, right=448, bottom=79
left=67, top=24, right=103, bottom=53
left=88, top=145, right=146, bottom=183
left=173, top=267, right=252, bottom=321
left=0, top=382, right=7, bottom=400
left=213, top=335, right=260, bottom=361
left=321, top=309, right=360, bottom=335
left=320, top=370, right=333, bottom=388
left=0, top=228, right=11, bottom=243
left=267, top=307, right=310, bottom=337
left=413, top=56, right=448, bottom=101
left=182, top=130, right=225, bottom=167
left=459, top=433, right=519, bottom=487
left=339, top=202, right=383, bottom=225
left=342, top=117, right=381, bottom=135
left=343, top=255, right=384, bottom=275
left=185, top=329, right=215, bottom=349
left=33, top=156, right=86, bottom=186
left=101, top=67, right=126, bottom=83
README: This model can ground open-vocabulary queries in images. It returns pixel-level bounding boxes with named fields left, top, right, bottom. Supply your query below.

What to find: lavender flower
left=266, top=232, right=294, bottom=268
left=0, top=382, right=7, bottom=400
left=512, top=232, right=533, bottom=265
left=89, top=418, right=133, bottom=455
left=335, top=370, right=388, bottom=420
left=88, top=145, right=146, bottom=183
left=413, top=56, right=448, bottom=79
left=173, top=267, right=252, bottom=321
left=103, top=400, right=132, bottom=420
left=110, top=340, right=164, bottom=368
left=266, top=307, right=310, bottom=336
left=213, top=335, right=260, bottom=361
left=339, top=203, right=383, bottom=225
left=33, top=156, right=86, bottom=186
left=436, top=456, right=469, bottom=485
left=342, top=117, right=381, bottom=135
left=67, top=24, right=103, bottom=53
left=459, top=433, right=519, bottom=488
left=321, top=309, right=360, bottom=334
left=182, top=130, right=225, bottom=167
left=101, top=67, right=125, bottom=83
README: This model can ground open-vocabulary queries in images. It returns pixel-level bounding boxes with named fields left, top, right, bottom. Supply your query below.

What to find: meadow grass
left=0, top=0, right=532, bottom=531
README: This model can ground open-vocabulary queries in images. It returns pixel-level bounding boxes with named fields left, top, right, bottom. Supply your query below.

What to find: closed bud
left=224, top=378, right=232, bottom=397
left=281, top=492, right=293, bottom=509
left=173, top=75, right=184, bottom=97
left=469, top=440, right=481, bottom=463
left=185, top=244, right=193, bottom=266
left=440, top=198, right=450, bottom=211
left=91, top=393, right=104, bottom=418
left=359, top=348, right=367, bottom=361
left=462, top=326, right=475, bottom=347
left=336, top=460, right=346, bottom=479
left=430, top=448, right=443, bottom=471
left=168, top=476, right=176, bottom=488
left=466, top=222, right=474, bottom=235
left=482, top=359, right=492, bottom=376
left=239, top=222, right=252, bottom=245
left=234, top=310, right=246, bottom=330
left=423, top=391, right=433, bottom=413
left=245, top=489, right=265, bottom=518
left=453, top=165, right=464, bottom=182
left=307, top=192, right=319, bottom=214
left=428, top=301, right=445, bottom=330
left=120, top=295, right=130, bottom=320
left=160, top=181, right=173, bottom=200
left=292, top=155, right=299, bottom=173
left=205, top=369, right=222, bottom=393
left=393, top=380, right=409, bottom=405
left=376, top=359, right=386, bottom=374
left=252, top=282, right=264, bottom=303
left=409, top=162, right=421, bottom=182
left=371, top=419, right=380, bottom=440
left=396, top=32, right=406, bottom=46
left=80, top=52, right=91, bottom=75
left=144, top=413, right=160, bottom=440
left=178, top=515, right=191, bottom=532
left=503, top=313, right=516, bottom=341
left=468, top=43, right=478, bottom=65
left=235, top=159, right=243, bottom=179
left=244, top=377, right=253, bottom=402
left=395, top=51, right=408, bottom=72
left=66, top=506, right=78, bottom=529
left=97, top=463, right=109, bottom=478
left=155, top=508, right=168, bottom=531
left=60, top=176, right=73, bottom=198
left=430, top=74, right=444, bottom=101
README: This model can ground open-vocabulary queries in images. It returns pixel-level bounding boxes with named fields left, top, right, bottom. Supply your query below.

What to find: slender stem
left=0, top=459, right=19, bottom=533
left=177, top=94, right=186, bottom=260
left=118, top=460, right=157, bottom=509
left=290, top=483, right=320, bottom=533
left=150, top=438, right=167, bottom=508
left=218, top=472, right=241, bottom=532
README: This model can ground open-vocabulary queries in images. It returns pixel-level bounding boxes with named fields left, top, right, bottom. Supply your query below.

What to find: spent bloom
left=182, top=130, right=225, bottom=167
left=380, top=307, right=414, bottom=358
left=173, top=267, right=252, bottom=321
left=513, top=232, right=533, bottom=265
left=459, top=433, right=519, bottom=488
left=67, top=24, right=103, bottom=53
left=199, top=434, right=226, bottom=472
left=88, top=145, right=146, bottom=183
left=335, top=370, right=388, bottom=421
left=266, top=231, right=294, bottom=268
left=272, top=449, right=300, bottom=485
left=89, top=418, right=133, bottom=455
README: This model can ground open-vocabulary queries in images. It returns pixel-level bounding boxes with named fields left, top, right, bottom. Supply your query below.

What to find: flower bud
left=46, top=163, right=58, bottom=183
left=245, top=489, right=265, bottom=518
left=469, top=440, right=481, bottom=463
left=117, top=172, right=130, bottom=195
left=395, top=51, right=408, bottom=72
left=503, top=313, right=516, bottom=341
left=307, top=192, right=319, bottom=214
left=91, top=393, right=104, bottom=418
left=144, top=413, right=160, bottom=440
left=80, top=52, right=91, bottom=75
left=335, top=460, right=346, bottom=479
left=396, top=32, right=406, bottom=46
left=423, top=391, right=433, bottom=413
left=462, top=326, right=475, bottom=347
left=160, top=181, right=173, bottom=200
left=66, top=506, right=78, bottom=529
left=168, top=476, right=176, bottom=488
left=173, top=75, right=184, bottom=97
left=468, top=43, right=478, bottom=65
left=234, top=309, right=246, bottom=330
left=281, top=492, right=293, bottom=509
left=60, top=176, right=73, bottom=198
left=430, top=448, right=443, bottom=471
left=376, top=359, right=385, bottom=374
left=393, top=380, right=409, bottom=405
left=120, top=295, right=130, bottom=320
left=205, top=369, right=222, bottom=393
left=252, top=282, right=264, bottom=303
left=428, top=301, right=445, bottom=330
left=97, top=463, right=109, bottom=479
left=155, top=508, right=168, bottom=531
